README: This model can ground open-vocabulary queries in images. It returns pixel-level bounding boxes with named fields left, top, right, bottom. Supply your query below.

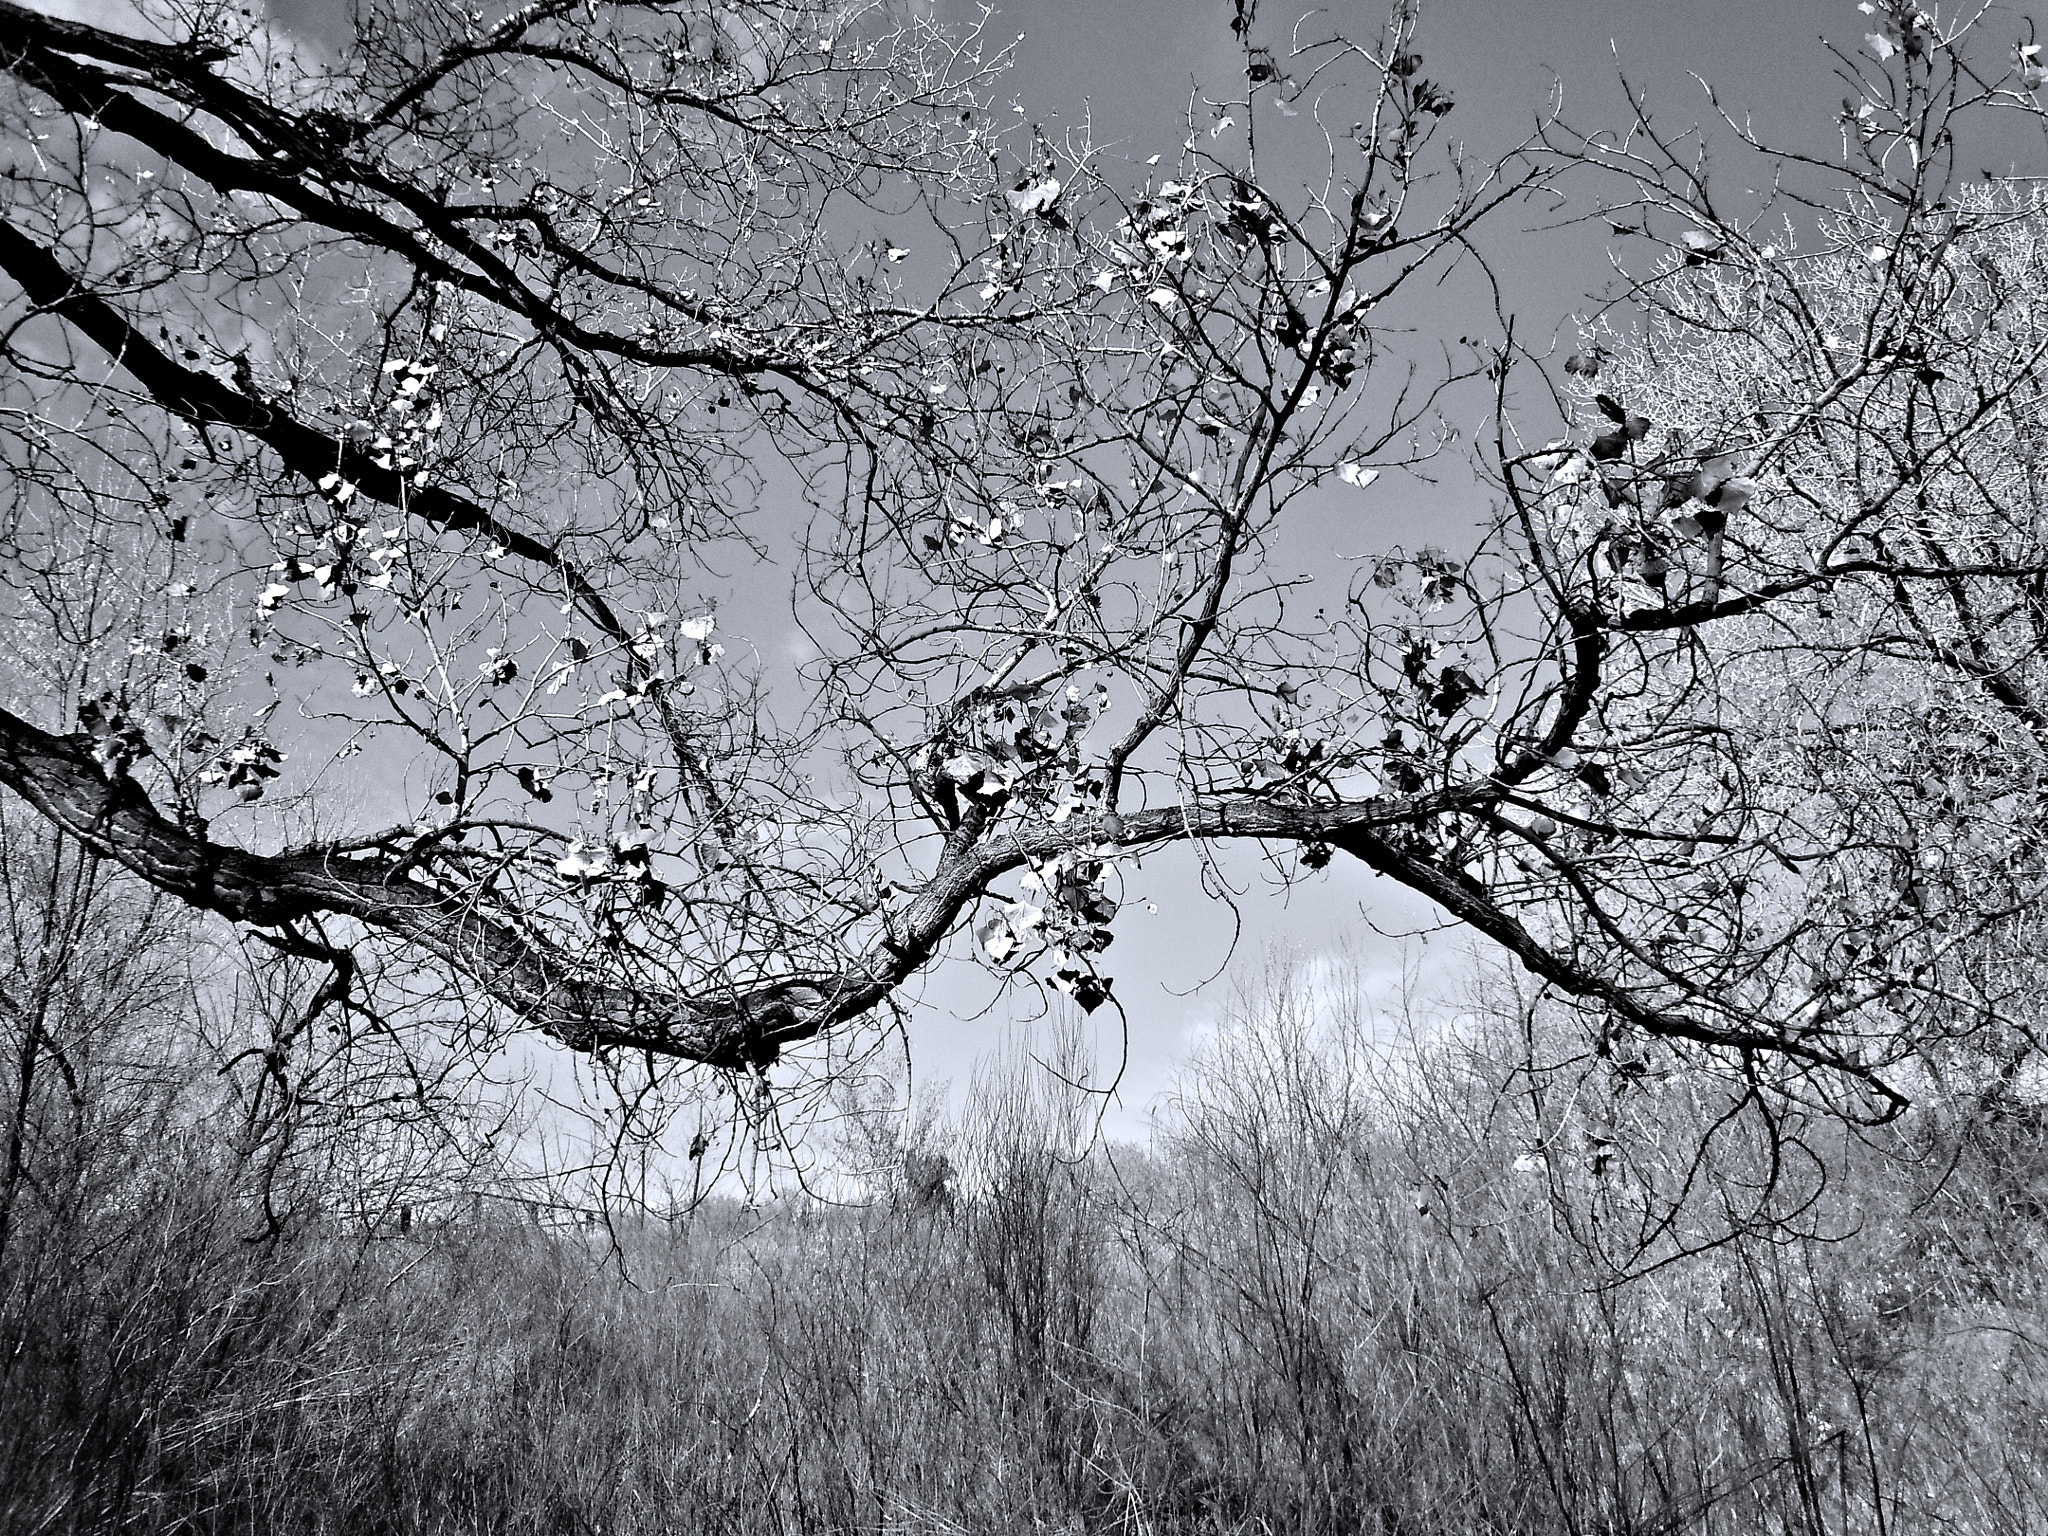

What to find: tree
left=1504, top=3, right=2048, bottom=1120
left=0, top=799, right=197, bottom=1265
left=2, top=0, right=2045, bottom=1143
left=0, top=0, right=1015, bottom=1085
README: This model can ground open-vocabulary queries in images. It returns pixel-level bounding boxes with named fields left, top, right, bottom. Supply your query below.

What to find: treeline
left=4, top=937, right=2046, bottom=1536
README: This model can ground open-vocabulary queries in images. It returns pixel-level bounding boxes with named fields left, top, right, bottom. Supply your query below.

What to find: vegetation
left=8, top=0, right=2048, bottom=1526
left=5, top=938, right=2046, bottom=1534
left=4, top=0, right=2047, bottom=1156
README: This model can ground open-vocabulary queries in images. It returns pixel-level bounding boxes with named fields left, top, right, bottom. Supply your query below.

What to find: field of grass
left=5, top=944, right=2046, bottom=1536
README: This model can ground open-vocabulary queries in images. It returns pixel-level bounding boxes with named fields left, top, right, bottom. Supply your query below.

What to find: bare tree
left=1499, top=1, right=2048, bottom=1118
left=797, top=0, right=2048, bottom=1128
left=5, top=0, right=2047, bottom=1141
left=0, top=799, right=197, bottom=1264
left=0, top=0, right=1015, bottom=1085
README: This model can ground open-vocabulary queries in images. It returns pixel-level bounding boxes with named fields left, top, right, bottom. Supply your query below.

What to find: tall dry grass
left=4, top=932, right=2046, bottom=1533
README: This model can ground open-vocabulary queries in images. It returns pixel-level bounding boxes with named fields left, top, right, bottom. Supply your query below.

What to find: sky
left=23, top=0, right=2048, bottom=1148
left=885, top=0, right=2048, bottom=1134
left=895, top=0, right=1973, bottom=1131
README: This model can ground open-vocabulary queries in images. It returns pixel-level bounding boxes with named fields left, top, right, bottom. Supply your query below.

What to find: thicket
left=4, top=906, right=2044, bottom=1536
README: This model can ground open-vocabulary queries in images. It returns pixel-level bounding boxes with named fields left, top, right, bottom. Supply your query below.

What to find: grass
left=4, top=952, right=2047, bottom=1534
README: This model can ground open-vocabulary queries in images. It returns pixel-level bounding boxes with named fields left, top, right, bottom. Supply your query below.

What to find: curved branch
left=0, top=705, right=813, bottom=1069
left=1326, top=823, right=1908, bottom=1118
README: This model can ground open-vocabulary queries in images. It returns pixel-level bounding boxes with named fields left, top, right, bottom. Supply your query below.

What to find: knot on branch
left=718, top=981, right=833, bottom=1070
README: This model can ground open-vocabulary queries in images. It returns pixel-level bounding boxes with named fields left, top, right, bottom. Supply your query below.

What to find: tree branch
left=0, top=703, right=821, bottom=1069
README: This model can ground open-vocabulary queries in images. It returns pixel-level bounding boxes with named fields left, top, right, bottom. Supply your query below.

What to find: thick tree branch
left=0, top=214, right=641, bottom=643
left=0, top=704, right=822, bottom=1068
left=1327, top=823, right=1907, bottom=1116
left=0, top=1, right=823, bottom=382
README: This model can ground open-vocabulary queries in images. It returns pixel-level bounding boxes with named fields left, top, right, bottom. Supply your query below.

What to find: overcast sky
left=32, top=0, right=2048, bottom=1141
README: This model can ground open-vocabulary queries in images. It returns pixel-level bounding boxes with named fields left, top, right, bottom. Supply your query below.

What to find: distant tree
left=4, top=0, right=2046, bottom=1144
left=0, top=802, right=194, bottom=1265
left=1507, top=6, right=2048, bottom=1118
